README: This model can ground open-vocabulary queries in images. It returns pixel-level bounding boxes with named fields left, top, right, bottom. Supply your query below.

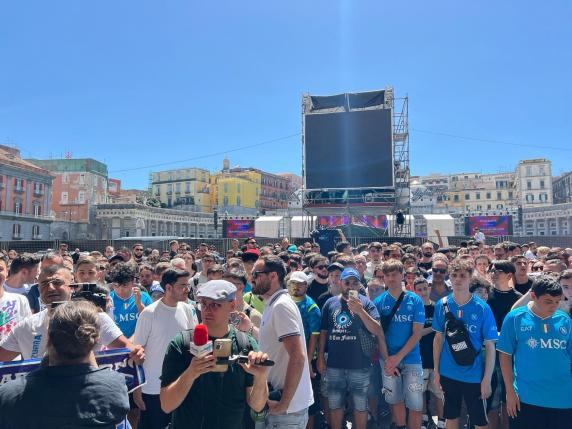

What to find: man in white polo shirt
left=253, top=254, right=313, bottom=428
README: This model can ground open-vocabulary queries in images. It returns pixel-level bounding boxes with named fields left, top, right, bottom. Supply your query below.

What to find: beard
left=252, top=279, right=272, bottom=296
left=423, top=252, right=433, bottom=258
left=316, top=272, right=329, bottom=280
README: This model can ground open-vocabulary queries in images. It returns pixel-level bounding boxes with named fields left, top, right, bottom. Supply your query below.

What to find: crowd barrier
left=1, top=235, right=570, bottom=255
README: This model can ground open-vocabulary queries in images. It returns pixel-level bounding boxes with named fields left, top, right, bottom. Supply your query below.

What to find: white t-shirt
left=133, top=300, right=197, bottom=394
left=259, top=289, right=314, bottom=414
left=0, top=292, right=32, bottom=343
left=2, top=283, right=31, bottom=295
left=0, top=309, right=123, bottom=360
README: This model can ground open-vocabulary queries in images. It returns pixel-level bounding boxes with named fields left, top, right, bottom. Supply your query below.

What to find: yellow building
left=211, top=169, right=261, bottom=215
left=150, top=168, right=212, bottom=213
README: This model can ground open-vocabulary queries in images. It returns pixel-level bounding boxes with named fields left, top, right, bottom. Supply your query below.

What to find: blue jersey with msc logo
left=374, top=290, right=425, bottom=364
left=497, top=306, right=572, bottom=409
left=432, top=294, right=498, bottom=383
left=110, top=289, right=152, bottom=337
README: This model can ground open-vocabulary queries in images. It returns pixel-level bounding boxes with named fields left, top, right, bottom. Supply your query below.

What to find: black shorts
left=440, top=375, right=487, bottom=427
left=510, top=402, right=572, bottom=429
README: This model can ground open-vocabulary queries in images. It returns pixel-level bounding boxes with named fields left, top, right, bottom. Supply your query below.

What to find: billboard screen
left=223, top=219, right=255, bottom=239
left=304, top=109, right=393, bottom=189
left=465, top=216, right=513, bottom=237
left=318, top=215, right=389, bottom=229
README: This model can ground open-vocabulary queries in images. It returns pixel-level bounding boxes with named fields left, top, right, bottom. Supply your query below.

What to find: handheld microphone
left=189, top=324, right=213, bottom=358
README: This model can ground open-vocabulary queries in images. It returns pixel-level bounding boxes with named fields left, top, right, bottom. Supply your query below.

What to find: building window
left=78, top=191, right=85, bottom=203
left=540, top=180, right=545, bottom=189
left=497, top=192, right=502, bottom=200
left=224, top=184, right=228, bottom=193
left=175, top=182, right=181, bottom=194
left=454, top=195, right=459, bottom=202
left=526, top=194, right=534, bottom=203
left=508, top=191, right=513, bottom=199
left=33, top=203, right=41, bottom=216
left=539, top=166, right=545, bottom=176
left=465, top=194, right=470, bottom=200
left=32, top=225, right=40, bottom=238
left=223, top=196, right=229, bottom=206
left=237, top=183, right=241, bottom=193
left=155, top=186, right=160, bottom=196
left=497, top=204, right=503, bottom=209
left=14, top=199, right=22, bottom=215
left=63, top=173, right=69, bottom=184
left=527, top=181, right=532, bottom=190
left=79, top=174, right=85, bottom=185
left=526, top=166, right=532, bottom=176
left=476, top=193, right=480, bottom=200
left=61, top=192, right=68, bottom=204
left=487, top=204, right=492, bottom=210
left=236, top=196, right=241, bottom=206
left=486, top=192, right=491, bottom=199
left=185, top=182, right=190, bottom=193
left=14, top=178, right=24, bottom=191
left=12, top=223, right=21, bottom=238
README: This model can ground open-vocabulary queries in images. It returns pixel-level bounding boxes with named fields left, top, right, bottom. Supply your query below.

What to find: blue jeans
left=379, top=360, right=424, bottom=412
left=326, top=367, right=370, bottom=412
left=263, top=408, right=308, bottom=428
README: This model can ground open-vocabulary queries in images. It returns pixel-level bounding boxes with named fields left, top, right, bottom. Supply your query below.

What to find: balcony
left=33, top=189, right=45, bottom=197
left=0, top=210, right=54, bottom=221
left=14, top=186, right=25, bottom=194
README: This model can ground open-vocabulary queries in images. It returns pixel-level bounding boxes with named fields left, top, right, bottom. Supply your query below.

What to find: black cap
left=327, top=262, right=344, bottom=272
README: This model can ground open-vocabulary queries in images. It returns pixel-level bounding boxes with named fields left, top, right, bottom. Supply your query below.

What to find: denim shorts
left=368, top=361, right=382, bottom=398
left=379, top=360, right=424, bottom=411
left=263, top=408, right=308, bottom=429
left=326, top=367, right=370, bottom=412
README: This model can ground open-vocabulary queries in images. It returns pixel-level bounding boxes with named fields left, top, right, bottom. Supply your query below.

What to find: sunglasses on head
left=488, top=268, right=509, bottom=274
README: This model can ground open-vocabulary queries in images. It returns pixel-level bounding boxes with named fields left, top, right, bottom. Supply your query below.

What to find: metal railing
left=1, top=235, right=570, bottom=255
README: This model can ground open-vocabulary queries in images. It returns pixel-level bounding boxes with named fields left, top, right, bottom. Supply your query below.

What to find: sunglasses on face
left=251, top=270, right=271, bottom=279
left=314, top=265, right=328, bottom=270
left=532, top=266, right=543, bottom=272
left=432, top=268, right=447, bottom=274
left=197, top=300, right=223, bottom=311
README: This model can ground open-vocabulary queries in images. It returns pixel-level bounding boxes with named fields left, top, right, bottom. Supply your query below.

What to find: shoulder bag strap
left=385, top=291, right=405, bottom=326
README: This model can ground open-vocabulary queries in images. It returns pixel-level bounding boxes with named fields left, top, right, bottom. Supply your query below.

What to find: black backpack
left=442, top=297, right=479, bottom=366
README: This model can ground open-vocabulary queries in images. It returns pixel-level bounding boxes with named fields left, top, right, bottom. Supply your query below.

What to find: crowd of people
left=0, top=236, right=570, bottom=429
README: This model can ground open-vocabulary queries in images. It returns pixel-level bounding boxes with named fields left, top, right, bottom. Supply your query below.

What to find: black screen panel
left=304, top=109, right=393, bottom=189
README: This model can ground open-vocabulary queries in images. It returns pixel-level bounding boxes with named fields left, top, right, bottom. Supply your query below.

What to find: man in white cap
left=160, top=279, right=270, bottom=429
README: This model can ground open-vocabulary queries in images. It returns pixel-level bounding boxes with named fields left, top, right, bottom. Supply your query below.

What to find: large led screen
left=465, top=216, right=513, bottom=237
left=304, top=109, right=393, bottom=189
left=223, top=220, right=255, bottom=239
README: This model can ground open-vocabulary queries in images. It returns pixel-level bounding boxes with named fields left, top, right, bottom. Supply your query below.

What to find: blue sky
left=1, top=1, right=571, bottom=189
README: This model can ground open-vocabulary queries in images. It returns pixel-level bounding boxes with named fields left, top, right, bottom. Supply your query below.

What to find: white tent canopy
left=254, top=216, right=283, bottom=238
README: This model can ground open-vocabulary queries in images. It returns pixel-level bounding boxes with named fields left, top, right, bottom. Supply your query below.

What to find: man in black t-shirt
left=486, top=260, right=522, bottom=429
left=413, top=277, right=444, bottom=429
left=417, top=242, right=435, bottom=272
left=307, top=255, right=330, bottom=304
left=511, top=255, right=533, bottom=294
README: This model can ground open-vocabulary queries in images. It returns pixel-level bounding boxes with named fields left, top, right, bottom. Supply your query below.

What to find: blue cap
left=340, top=268, right=361, bottom=281
left=287, top=245, right=298, bottom=253
left=196, top=280, right=237, bottom=302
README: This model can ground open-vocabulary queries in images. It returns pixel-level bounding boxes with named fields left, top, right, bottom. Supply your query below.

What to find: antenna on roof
left=64, top=151, right=72, bottom=159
